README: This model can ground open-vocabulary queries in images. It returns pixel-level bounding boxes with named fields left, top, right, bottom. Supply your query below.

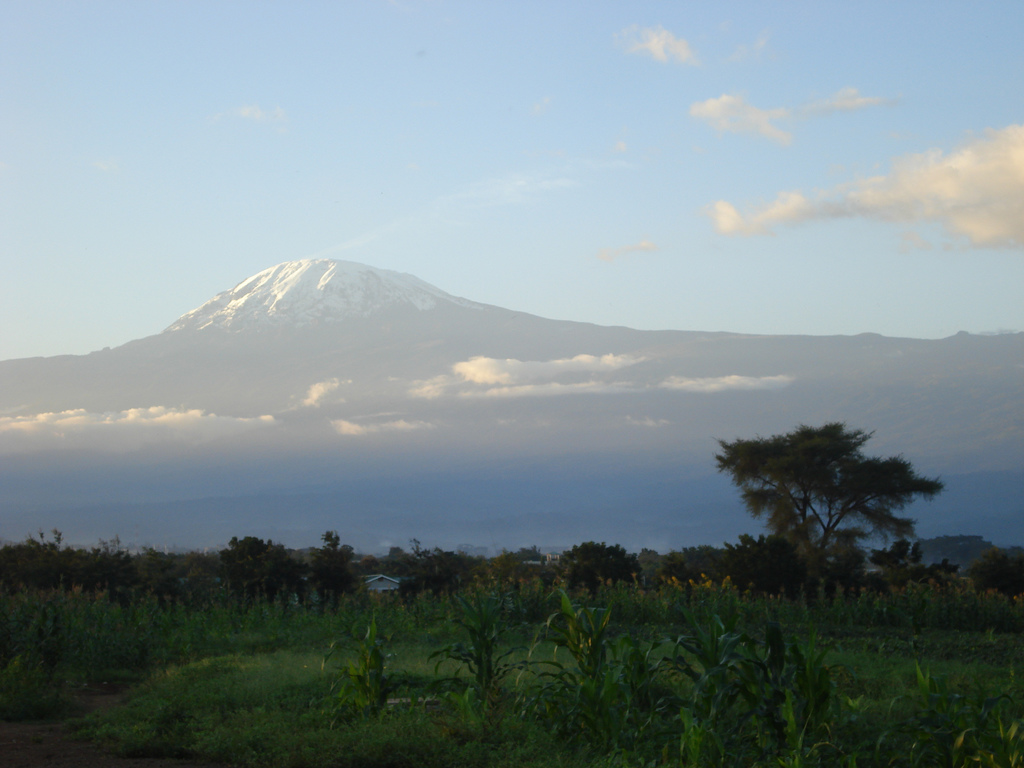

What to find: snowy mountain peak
left=165, top=259, right=482, bottom=332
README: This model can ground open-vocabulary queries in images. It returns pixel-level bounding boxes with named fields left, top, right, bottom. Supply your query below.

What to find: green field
left=3, top=580, right=1024, bottom=767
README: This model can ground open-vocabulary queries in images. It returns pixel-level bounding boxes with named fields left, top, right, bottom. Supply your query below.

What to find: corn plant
left=678, top=705, right=727, bottom=767
left=781, top=626, right=839, bottom=758
left=546, top=590, right=612, bottom=679
left=737, top=623, right=838, bottom=756
left=324, top=615, right=394, bottom=719
left=430, top=592, right=525, bottom=718
left=667, top=609, right=843, bottom=766
left=977, top=718, right=1024, bottom=768
left=531, top=591, right=670, bottom=753
left=0, top=654, right=64, bottom=720
left=532, top=591, right=619, bottom=748
left=882, top=663, right=1009, bottom=768
left=669, top=607, right=750, bottom=727
left=735, top=621, right=795, bottom=753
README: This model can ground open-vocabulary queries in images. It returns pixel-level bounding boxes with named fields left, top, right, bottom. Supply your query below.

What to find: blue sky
left=2, top=1, right=1022, bottom=360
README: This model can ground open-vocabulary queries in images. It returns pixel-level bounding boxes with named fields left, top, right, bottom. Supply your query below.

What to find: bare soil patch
left=0, top=684, right=221, bottom=768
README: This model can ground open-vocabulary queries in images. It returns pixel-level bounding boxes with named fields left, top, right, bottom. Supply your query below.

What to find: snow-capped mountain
left=0, top=259, right=1021, bottom=551
left=166, top=259, right=485, bottom=332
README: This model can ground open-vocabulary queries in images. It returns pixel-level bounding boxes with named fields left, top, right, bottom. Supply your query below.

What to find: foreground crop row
left=3, top=584, right=1024, bottom=767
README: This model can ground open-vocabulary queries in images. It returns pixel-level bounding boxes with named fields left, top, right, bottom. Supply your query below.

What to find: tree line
left=3, top=422, right=1021, bottom=600
left=3, top=528, right=1023, bottom=602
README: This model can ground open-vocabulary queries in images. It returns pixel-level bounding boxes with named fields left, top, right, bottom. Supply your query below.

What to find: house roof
left=364, top=574, right=401, bottom=583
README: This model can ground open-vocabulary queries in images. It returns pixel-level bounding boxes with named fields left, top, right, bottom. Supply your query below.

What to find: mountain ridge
left=0, top=258, right=1021, bottom=550
left=165, top=259, right=486, bottom=333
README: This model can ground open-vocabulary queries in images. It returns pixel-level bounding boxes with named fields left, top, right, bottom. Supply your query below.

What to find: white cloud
left=690, top=94, right=791, bottom=145
left=707, top=124, right=1024, bottom=248
left=899, top=230, right=933, bottom=253
left=626, top=416, right=671, bottom=427
left=411, top=354, right=643, bottom=399
left=729, top=30, right=770, bottom=62
left=801, top=87, right=890, bottom=115
left=331, top=418, right=432, bottom=436
left=213, top=104, right=288, bottom=125
left=410, top=355, right=794, bottom=400
left=597, top=239, right=658, bottom=262
left=658, top=375, right=794, bottom=392
left=691, top=88, right=887, bottom=146
left=445, top=172, right=578, bottom=208
left=0, top=407, right=275, bottom=452
left=453, top=354, right=640, bottom=384
left=237, top=104, right=287, bottom=122
left=532, top=96, right=552, bottom=115
left=309, top=169, right=580, bottom=260
left=302, top=378, right=341, bottom=407
left=463, top=381, right=638, bottom=399
left=613, top=140, right=628, bottom=153
left=707, top=192, right=812, bottom=235
left=617, top=25, right=698, bottom=65
left=0, top=406, right=274, bottom=433
left=407, top=376, right=453, bottom=400
left=92, top=160, right=119, bottom=173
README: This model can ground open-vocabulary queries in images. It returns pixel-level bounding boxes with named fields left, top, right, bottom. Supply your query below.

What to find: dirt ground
left=0, top=684, right=223, bottom=768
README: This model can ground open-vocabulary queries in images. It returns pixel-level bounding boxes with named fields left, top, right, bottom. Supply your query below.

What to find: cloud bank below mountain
left=0, top=407, right=276, bottom=453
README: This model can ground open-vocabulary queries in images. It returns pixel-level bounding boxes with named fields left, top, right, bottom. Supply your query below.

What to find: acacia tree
left=715, top=423, right=943, bottom=568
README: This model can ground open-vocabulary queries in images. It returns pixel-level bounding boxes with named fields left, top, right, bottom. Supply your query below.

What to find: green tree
left=219, top=536, right=306, bottom=602
left=560, top=541, right=639, bottom=593
left=181, top=551, right=220, bottom=601
left=0, top=530, right=138, bottom=595
left=485, top=550, right=530, bottom=588
left=715, top=423, right=943, bottom=572
left=656, top=551, right=695, bottom=586
left=135, top=548, right=183, bottom=602
left=401, top=540, right=477, bottom=596
left=968, top=547, right=1024, bottom=596
left=636, top=547, right=664, bottom=586
left=309, top=530, right=355, bottom=603
left=868, top=538, right=958, bottom=589
left=718, top=534, right=807, bottom=595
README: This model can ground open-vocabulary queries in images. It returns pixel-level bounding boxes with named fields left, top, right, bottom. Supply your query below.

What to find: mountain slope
left=0, top=259, right=1021, bottom=550
left=166, top=259, right=485, bottom=332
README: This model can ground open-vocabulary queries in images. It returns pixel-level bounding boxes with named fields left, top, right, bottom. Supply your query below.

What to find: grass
left=4, top=583, right=1024, bottom=766
left=79, top=649, right=589, bottom=768
left=72, top=627, right=1024, bottom=766
left=74, top=620, right=1023, bottom=766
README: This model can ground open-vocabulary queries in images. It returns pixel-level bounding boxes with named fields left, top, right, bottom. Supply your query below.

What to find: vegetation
left=220, top=535, right=307, bottom=602
left=2, top=423, right=1021, bottom=766
left=969, top=547, right=1024, bottom=597
left=559, top=541, right=639, bottom=593
left=715, top=422, right=945, bottom=574
left=0, top=576, right=1020, bottom=766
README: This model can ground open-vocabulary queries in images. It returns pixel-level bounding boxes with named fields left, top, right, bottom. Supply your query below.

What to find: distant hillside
left=1, top=259, right=1021, bottom=550
left=917, top=535, right=1024, bottom=568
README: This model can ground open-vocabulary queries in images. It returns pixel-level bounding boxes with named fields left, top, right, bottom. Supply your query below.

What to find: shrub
left=969, top=548, right=1024, bottom=597
left=559, top=542, right=639, bottom=593
left=0, top=655, right=65, bottom=720
left=718, top=534, right=807, bottom=595
left=219, top=536, right=306, bottom=602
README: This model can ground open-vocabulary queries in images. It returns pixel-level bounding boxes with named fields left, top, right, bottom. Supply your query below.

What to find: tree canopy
left=715, top=423, right=943, bottom=565
left=560, top=541, right=639, bottom=593
left=719, top=534, right=807, bottom=595
left=219, top=536, right=306, bottom=602
left=309, top=530, right=356, bottom=603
